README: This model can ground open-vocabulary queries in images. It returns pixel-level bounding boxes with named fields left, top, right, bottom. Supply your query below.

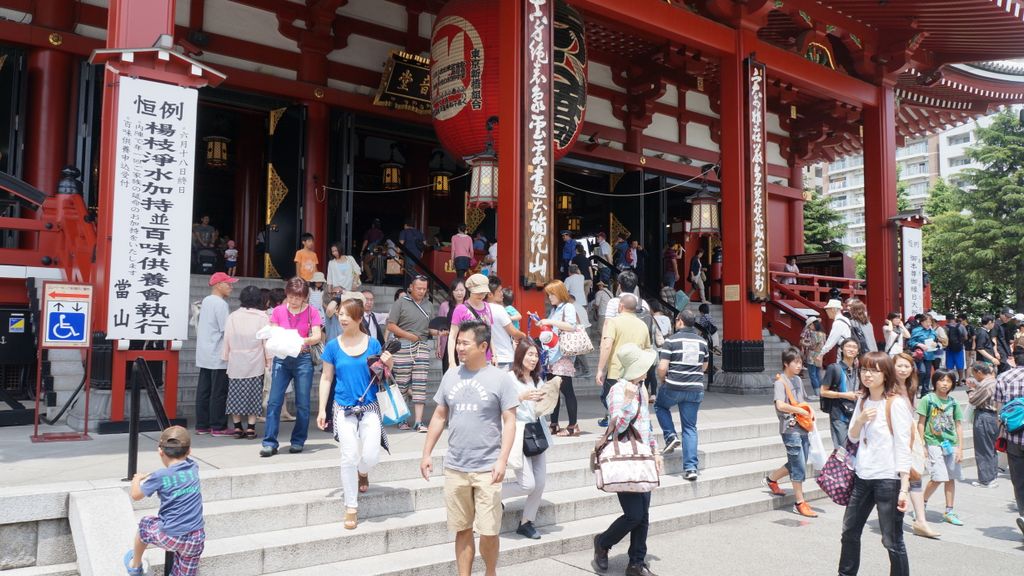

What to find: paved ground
left=500, top=463, right=1024, bottom=575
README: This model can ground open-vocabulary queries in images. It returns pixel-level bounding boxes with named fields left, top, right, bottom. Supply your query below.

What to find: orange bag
left=780, top=375, right=816, bottom=432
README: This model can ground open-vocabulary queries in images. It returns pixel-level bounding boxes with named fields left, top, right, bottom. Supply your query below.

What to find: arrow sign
left=48, top=292, right=90, bottom=299
left=72, top=303, right=82, bottom=312
left=54, top=302, right=64, bottom=311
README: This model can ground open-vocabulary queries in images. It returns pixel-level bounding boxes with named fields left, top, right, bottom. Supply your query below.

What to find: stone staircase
left=127, top=417, right=977, bottom=576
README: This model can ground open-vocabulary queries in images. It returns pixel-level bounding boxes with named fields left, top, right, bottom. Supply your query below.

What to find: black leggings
left=550, top=376, right=577, bottom=427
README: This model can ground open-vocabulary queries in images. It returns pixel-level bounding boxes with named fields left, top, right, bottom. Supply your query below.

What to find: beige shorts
left=443, top=468, right=503, bottom=536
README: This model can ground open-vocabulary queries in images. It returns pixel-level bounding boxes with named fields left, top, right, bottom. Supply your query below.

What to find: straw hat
left=804, top=315, right=819, bottom=327
left=823, top=299, right=843, bottom=311
left=465, top=273, right=491, bottom=294
left=310, top=271, right=327, bottom=284
left=532, top=376, right=562, bottom=417
left=616, top=343, right=658, bottom=382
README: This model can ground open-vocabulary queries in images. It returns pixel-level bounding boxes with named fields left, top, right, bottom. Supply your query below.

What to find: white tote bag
left=807, top=429, right=827, bottom=470
left=377, top=379, right=410, bottom=426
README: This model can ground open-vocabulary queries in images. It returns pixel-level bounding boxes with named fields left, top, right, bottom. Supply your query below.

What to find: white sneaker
left=970, top=481, right=999, bottom=489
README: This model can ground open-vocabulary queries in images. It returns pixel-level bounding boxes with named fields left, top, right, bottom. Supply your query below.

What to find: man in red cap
left=195, top=272, right=238, bottom=436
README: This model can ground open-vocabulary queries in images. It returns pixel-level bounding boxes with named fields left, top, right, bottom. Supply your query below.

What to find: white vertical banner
left=107, top=77, right=198, bottom=340
left=902, top=226, right=924, bottom=318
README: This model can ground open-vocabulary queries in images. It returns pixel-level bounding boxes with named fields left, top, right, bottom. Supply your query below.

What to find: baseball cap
left=209, top=272, right=238, bottom=286
left=465, top=273, right=491, bottom=294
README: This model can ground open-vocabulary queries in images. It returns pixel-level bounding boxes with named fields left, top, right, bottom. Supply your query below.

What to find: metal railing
left=588, top=254, right=679, bottom=317
left=390, top=241, right=451, bottom=303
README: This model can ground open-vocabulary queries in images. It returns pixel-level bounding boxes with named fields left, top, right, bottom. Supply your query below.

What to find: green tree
left=803, top=188, right=847, bottom=253
left=853, top=252, right=866, bottom=280
left=896, top=164, right=910, bottom=212
left=923, top=110, right=1024, bottom=315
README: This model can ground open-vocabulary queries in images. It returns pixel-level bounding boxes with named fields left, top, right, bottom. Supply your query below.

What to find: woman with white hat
left=593, top=343, right=663, bottom=576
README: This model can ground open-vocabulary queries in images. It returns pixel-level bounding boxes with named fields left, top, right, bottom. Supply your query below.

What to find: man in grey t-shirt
left=195, top=272, right=236, bottom=435
left=421, top=320, right=518, bottom=576
left=387, top=276, right=435, bottom=431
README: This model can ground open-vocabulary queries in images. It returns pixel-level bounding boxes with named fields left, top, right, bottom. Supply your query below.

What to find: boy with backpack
left=124, top=426, right=205, bottom=575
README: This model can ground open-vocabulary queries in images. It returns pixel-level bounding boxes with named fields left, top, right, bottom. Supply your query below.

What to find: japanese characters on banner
left=522, top=0, right=555, bottom=287
left=902, top=226, right=924, bottom=318
left=107, top=77, right=198, bottom=340
left=747, top=58, right=770, bottom=302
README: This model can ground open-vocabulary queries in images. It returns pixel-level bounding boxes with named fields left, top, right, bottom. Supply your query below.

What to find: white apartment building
left=819, top=136, right=939, bottom=252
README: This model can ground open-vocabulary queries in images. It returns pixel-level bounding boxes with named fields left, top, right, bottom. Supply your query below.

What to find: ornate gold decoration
left=464, top=204, right=486, bottom=234
left=48, top=33, right=63, bottom=47
left=0, top=54, right=7, bottom=72
left=266, top=163, right=288, bottom=224
left=609, top=213, right=630, bottom=242
left=268, top=107, right=287, bottom=136
left=264, top=253, right=281, bottom=279
left=313, top=88, right=325, bottom=99
left=804, top=42, right=835, bottom=70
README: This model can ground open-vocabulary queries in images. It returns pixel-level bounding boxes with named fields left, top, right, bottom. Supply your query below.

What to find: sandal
left=344, top=508, right=358, bottom=530
left=123, top=550, right=143, bottom=576
left=556, top=424, right=580, bottom=437
left=549, top=423, right=562, bottom=436
left=245, top=427, right=256, bottom=439
left=358, top=473, right=369, bottom=493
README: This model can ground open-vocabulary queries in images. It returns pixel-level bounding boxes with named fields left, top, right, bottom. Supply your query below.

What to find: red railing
left=764, top=271, right=867, bottom=347
left=0, top=192, right=96, bottom=285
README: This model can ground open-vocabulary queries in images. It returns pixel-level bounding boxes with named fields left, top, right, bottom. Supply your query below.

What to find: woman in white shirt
left=883, top=312, right=910, bottom=356
left=501, top=340, right=550, bottom=540
left=838, top=351, right=912, bottom=576
left=326, top=242, right=361, bottom=295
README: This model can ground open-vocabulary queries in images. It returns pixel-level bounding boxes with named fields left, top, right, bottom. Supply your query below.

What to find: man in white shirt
left=488, top=276, right=526, bottom=369
left=596, top=231, right=613, bottom=284
left=195, top=272, right=237, bottom=436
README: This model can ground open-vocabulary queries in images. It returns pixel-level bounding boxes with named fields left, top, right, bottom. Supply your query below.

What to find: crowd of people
left=128, top=237, right=1023, bottom=576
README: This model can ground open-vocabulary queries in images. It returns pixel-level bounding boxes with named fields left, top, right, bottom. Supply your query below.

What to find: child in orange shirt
left=294, top=233, right=318, bottom=282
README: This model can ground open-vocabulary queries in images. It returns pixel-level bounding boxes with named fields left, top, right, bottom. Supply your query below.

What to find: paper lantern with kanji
left=430, top=0, right=587, bottom=163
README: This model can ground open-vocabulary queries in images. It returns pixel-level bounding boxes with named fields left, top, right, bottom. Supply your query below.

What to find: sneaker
left=684, top=469, right=698, bottom=481
left=1016, top=516, right=1024, bottom=538
left=592, top=534, right=609, bottom=572
left=661, top=436, right=681, bottom=455
left=762, top=475, right=785, bottom=496
left=597, top=417, right=608, bottom=428
left=516, top=521, right=541, bottom=540
left=943, top=511, right=964, bottom=526
left=970, top=481, right=999, bottom=489
left=625, top=562, right=658, bottom=576
left=123, top=550, right=148, bottom=576
left=288, top=445, right=304, bottom=454
left=210, top=428, right=234, bottom=437
left=259, top=446, right=278, bottom=457
left=397, top=422, right=411, bottom=431
left=794, top=501, right=818, bottom=518
left=194, top=428, right=211, bottom=435
left=414, top=422, right=428, bottom=433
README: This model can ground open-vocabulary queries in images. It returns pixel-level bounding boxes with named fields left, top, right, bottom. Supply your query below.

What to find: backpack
left=843, top=316, right=870, bottom=353
left=946, top=323, right=965, bottom=352
left=633, top=299, right=657, bottom=345
left=1000, top=396, right=1024, bottom=433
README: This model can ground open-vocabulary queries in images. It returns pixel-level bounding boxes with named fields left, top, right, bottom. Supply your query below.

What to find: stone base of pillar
left=721, top=340, right=765, bottom=372
left=712, top=370, right=776, bottom=395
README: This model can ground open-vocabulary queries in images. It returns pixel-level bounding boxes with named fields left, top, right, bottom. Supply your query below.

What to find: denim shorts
left=782, top=432, right=811, bottom=482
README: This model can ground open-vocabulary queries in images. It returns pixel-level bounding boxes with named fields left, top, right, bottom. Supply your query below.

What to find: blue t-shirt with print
left=141, top=458, right=204, bottom=536
left=322, top=336, right=382, bottom=406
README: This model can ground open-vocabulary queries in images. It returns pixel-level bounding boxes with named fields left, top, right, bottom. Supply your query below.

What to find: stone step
left=0, top=564, right=79, bottom=576
left=139, top=456, right=817, bottom=575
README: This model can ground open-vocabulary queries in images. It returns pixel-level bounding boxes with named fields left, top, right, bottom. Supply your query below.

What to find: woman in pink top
left=262, top=277, right=322, bottom=457
left=222, top=286, right=271, bottom=439
left=450, top=223, right=474, bottom=280
left=446, top=274, right=494, bottom=368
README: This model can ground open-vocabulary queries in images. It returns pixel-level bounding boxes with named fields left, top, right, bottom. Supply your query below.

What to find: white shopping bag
left=377, top=379, right=411, bottom=426
left=808, top=429, right=827, bottom=470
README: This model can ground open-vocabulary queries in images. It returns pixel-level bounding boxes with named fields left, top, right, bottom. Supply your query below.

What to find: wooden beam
left=750, top=32, right=878, bottom=107
left=571, top=0, right=736, bottom=57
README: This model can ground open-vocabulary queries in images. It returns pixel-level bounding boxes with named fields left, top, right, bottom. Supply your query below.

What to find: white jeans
left=501, top=451, right=547, bottom=522
left=336, top=410, right=382, bottom=509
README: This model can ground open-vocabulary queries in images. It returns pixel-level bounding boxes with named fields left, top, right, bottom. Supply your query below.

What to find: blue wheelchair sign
left=48, top=312, right=86, bottom=342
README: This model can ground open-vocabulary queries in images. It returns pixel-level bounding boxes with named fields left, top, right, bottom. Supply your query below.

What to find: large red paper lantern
left=430, top=0, right=587, bottom=164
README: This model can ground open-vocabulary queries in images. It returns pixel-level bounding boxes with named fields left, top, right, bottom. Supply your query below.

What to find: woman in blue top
left=316, top=298, right=393, bottom=530
left=907, top=314, right=938, bottom=397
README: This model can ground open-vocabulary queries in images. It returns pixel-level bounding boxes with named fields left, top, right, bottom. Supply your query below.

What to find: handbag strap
left=780, top=375, right=800, bottom=407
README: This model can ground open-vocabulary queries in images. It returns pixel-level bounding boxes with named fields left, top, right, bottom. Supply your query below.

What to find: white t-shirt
left=488, top=243, right=498, bottom=273
left=598, top=239, right=612, bottom=259
left=489, top=303, right=515, bottom=364
left=327, top=256, right=360, bottom=291
left=849, top=397, right=914, bottom=480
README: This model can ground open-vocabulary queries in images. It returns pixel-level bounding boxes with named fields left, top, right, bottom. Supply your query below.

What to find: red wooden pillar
left=789, top=161, right=805, bottom=254
left=304, top=100, right=329, bottom=254
left=863, top=85, right=899, bottom=339
left=21, top=0, right=76, bottom=249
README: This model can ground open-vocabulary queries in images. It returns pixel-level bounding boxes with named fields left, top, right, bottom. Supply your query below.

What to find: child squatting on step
left=125, top=426, right=206, bottom=576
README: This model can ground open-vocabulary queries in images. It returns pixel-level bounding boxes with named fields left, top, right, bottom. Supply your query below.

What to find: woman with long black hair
left=436, top=278, right=467, bottom=374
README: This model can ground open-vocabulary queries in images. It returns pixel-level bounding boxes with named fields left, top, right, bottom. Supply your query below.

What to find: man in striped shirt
left=995, top=348, right=1024, bottom=539
left=654, top=309, right=708, bottom=481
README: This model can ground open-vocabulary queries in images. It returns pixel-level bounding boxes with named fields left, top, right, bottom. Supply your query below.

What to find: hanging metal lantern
left=381, top=144, right=403, bottom=190
left=204, top=136, right=230, bottom=168
left=567, top=215, right=582, bottom=233
left=429, top=150, right=452, bottom=198
left=556, top=191, right=574, bottom=213
left=464, top=117, right=499, bottom=209
left=689, top=165, right=720, bottom=235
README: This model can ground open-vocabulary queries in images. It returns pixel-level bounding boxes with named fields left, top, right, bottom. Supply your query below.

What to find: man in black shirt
left=976, top=315, right=999, bottom=367
left=996, top=308, right=1016, bottom=373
